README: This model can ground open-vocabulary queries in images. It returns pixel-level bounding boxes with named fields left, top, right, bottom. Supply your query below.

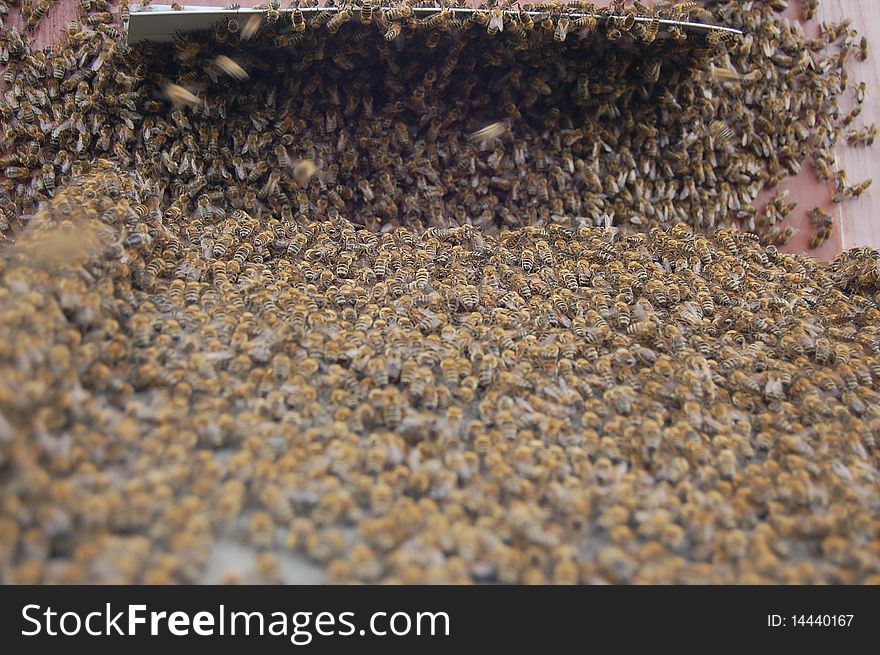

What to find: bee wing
left=764, top=376, right=784, bottom=398
left=90, top=50, right=107, bottom=72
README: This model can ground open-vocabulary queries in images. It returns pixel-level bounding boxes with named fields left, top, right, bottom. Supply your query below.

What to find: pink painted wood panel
left=821, top=0, right=880, bottom=252
left=4, top=1, right=878, bottom=259
left=3, top=1, right=98, bottom=51
left=748, top=2, right=841, bottom=261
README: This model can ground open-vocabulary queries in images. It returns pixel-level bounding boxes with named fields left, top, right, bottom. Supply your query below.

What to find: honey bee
left=214, top=55, right=249, bottom=81
left=477, top=354, right=498, bottom=387
left=241, top=13, right=262, bottom=41
left=260, top=484, right=293, bottom=523
left=554, top=17, right=569, bottom=43
left=163, top=84, right=199, bottom=108
left=289, top=4, right=306, bottom=32
left=383, top=5, right=412, bottom=21
left=851, top=178, right=873, bottom=198
left=360, top=0, right=374, bottom=25
left=327, top=8, right=352, bottom=34
left=292, top=159, right=317, bottom=186
left=488, top=7, right=505, bottom=36
left=468, top=121, right=507, bottom=142
left=847, top=124, right=877, bottom=147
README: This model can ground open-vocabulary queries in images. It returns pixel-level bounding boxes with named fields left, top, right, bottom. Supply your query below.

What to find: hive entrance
left=121, top=2, right=743, bottom=235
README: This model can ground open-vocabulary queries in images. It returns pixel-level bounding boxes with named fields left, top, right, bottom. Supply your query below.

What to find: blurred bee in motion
left=163, top=83, right=200, bottom=108
left=241, top=13, right=263, bottom=41
left=292, top=159, right=318, bottom=186
left=213, top=55, right=249, bottom=81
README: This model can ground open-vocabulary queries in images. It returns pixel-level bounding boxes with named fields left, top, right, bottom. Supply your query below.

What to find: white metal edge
left=128, top=7, right=743, bottom=44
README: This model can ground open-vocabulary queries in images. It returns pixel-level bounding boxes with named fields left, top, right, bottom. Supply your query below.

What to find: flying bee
left=241, top=13, right=262, bottom=41
left=164, top=84, right=199, bottom=108
left=213, top=55, right=248, bottom=81
left=469, top=121, right=507, bottom=142
left=292, top=159, right=317, bottom=186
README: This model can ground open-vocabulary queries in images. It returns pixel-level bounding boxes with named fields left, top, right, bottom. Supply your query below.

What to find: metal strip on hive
left=127, top=6, right=744, bottom=44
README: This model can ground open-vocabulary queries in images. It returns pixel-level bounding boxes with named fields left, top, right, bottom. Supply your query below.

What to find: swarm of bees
left=2, top=162, right=880, bottom=583
left=0, top=2, right=879, bottom=585
left=0, top=0, right=873, bottom=248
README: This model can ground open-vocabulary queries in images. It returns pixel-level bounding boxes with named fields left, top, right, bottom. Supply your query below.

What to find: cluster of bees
left=0, top=0, right=873, bottom=248
left=1, top=160, right=879, bottom=584
left=0, top=2, right=878, bottom=584
left=14, top=0, right=60, bottom=33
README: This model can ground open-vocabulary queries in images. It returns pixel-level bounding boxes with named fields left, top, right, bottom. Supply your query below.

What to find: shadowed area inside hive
left=132, top=18, right=743, bottom=232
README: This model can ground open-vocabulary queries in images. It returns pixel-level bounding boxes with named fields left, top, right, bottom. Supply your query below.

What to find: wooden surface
left=4, top=1, right=880, bottom=259
left=2, top=1, right=94, bottom=51
left=823, top=0, right=880, bottom=251
left=747, top=1, right=842, bottom=261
